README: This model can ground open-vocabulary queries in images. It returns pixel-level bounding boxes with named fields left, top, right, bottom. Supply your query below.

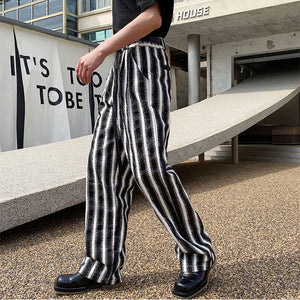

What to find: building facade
left=1, top=0, right=78, bottom=35
left=0, top=0, right=113, bottom=40
left=76, top=0, right=300, bottom=161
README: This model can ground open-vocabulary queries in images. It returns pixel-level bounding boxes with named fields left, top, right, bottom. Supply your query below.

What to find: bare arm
left=76, top=1, right=162, bottom=85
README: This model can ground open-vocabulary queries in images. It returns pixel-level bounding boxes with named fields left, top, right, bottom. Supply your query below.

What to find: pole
left=188, top=34, right=200, bottom=105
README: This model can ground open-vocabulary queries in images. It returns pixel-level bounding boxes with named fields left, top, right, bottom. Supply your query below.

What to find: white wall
left=78, top=9, right=112, bottom=34
left=0, top=21, right=113, bottom=152
left=210, top=31, right=300, bottom=95
left=171, top=68, right=207, bottom=110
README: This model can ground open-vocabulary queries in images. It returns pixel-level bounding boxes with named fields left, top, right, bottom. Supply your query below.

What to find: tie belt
left=118, top=36, right=166, bottom=52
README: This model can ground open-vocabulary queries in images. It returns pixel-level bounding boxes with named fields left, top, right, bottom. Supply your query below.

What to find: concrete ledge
left=1, top=68, right=299, bottom=232
left=0, top=136, right=91, bottom=232
left=168, top=68, right=300, bottom=164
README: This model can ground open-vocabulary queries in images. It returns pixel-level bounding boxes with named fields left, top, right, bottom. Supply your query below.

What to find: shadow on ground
left=0, top=161, right=299, bottom=299
left=119, top=253, right=299, bottom=299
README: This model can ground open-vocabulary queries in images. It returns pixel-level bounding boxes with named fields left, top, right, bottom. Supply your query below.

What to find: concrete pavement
left=0, top=160, right=299, bottom=299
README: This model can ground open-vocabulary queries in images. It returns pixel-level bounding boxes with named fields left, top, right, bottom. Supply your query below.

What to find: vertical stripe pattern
left=88, top=82, right=95, bottom=132
left=79, top=38, right=215, bottom=284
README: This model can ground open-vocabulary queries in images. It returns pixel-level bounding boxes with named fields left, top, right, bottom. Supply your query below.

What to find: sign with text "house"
left=176, top=6, right=210, bottom=21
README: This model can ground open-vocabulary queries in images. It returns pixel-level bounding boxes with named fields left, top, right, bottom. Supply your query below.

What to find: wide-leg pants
left=79, top=38, right=215, bottom=284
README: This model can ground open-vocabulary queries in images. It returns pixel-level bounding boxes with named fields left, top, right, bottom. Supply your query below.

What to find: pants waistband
left=121, top=36, right=165, bottom=50
left=140, top=35, right=165, bottom=45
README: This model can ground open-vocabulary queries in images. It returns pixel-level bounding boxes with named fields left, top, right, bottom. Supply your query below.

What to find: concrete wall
left=174, top=69, right=188, bottom=109
left=171, top=69, right=207, bottom=110
left=173, top=0, right=300, bottom=26
left=78, top=9, right=112, bottom=34
left=210, top=31, right=300, bottom=95
left=170, top=69, right=178, bottom=111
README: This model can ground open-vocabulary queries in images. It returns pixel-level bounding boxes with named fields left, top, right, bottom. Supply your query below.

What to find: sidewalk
left=0, top=160, right=299, bottom=299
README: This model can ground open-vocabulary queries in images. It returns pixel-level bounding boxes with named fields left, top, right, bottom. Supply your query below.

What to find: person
left=54, top=0, right=215, bottom=298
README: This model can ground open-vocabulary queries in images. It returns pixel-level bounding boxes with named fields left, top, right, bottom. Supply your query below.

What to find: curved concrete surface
left=168, top=68, right=300, bottom=164
left=0, top=135, right=92, bottom=232
left=0, top=67, right=299, bottom=232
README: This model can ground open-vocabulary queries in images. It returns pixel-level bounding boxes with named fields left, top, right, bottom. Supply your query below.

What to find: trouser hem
left=177, top=246, right=215, bottom=272
left=181, top=255, right=214, bottom=272
left=78, top=256, right=122, bottom=285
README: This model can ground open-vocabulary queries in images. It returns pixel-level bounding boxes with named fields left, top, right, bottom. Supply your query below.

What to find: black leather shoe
left=54, top=272, right=108, bottom=294
left=172, top=269, right=211, bottom=298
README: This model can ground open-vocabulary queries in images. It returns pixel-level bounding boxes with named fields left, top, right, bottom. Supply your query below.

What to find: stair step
left=206, top=144, right=300, bottom=163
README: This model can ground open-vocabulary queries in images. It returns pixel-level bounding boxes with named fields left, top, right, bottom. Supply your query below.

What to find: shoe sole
left=54, top=280, right=121, bottom=295
left=172, top=261, right=214, bottom=299
left=172, top=280, right=208, bottom=299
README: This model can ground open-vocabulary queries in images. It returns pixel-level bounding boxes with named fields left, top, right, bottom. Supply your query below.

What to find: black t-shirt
left=112, top=0, right=174, bottom=38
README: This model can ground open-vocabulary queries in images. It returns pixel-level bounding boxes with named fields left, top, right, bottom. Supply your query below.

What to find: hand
left=75, top=1, right=161, bottom=85
left=76, top=46, right=106, bottom=85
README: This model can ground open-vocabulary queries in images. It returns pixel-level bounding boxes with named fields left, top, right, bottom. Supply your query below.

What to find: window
left=67, top=15, right=77, bottom=30
left=33, top=14, right=63, bottom=29
left=96, top=0, right=110, bottom=9
left=94, top=30, right=104, bottom=41
left=19, top=5, right=31, bottom=21
left=4, top=9, right=17, bottom=19
left=67, top=29, right=77, bottom=36
left=19, top=0, right=31, bottom=5
left=4, top=0, right=18, bottom=10
left=82, top=28, right=112, bottom=44
left=49, top=0, right=63, bottom=14
left=33, top=1, right=46, bottom=19
left=67, top=0, right=77, bottom=14
left=81, top=0, right=110, bottom=13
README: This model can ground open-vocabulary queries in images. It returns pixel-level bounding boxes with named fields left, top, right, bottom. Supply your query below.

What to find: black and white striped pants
left=78, top=37, right=215, bottom=284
